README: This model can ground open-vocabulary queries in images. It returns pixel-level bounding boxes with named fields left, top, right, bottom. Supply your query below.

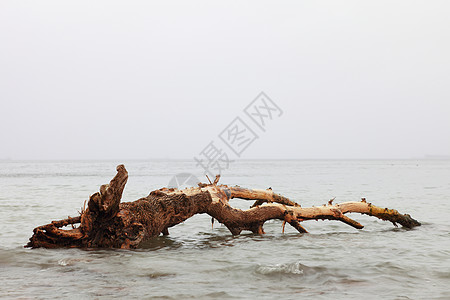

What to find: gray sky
left=1, top=1, right=449, bottom=160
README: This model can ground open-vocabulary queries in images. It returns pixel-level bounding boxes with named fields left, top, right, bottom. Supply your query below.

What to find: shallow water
left=1, top=160, right=449, bottom=299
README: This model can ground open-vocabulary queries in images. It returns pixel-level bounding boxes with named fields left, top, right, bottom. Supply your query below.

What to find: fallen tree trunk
left=26, top=165, right=421, bottom=249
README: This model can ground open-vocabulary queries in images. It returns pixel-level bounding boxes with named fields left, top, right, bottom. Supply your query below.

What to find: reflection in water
left=139, top=236, right=183, bottom=250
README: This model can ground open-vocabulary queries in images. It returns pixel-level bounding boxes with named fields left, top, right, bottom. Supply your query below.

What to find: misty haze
left=1, top=1, right=449, bottom=299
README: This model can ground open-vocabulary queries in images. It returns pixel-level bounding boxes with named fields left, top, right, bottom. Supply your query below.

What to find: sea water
left=0, top=160, right=449, bottom=299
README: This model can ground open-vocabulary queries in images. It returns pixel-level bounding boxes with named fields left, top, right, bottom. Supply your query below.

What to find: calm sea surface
left=0, top=160, right=449, bottom=299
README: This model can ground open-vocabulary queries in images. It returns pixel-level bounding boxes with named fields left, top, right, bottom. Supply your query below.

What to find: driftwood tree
left=26, top=165, right=421, bottom=249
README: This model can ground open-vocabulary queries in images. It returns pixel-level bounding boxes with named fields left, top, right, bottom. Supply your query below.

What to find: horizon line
left=1, top=156, right=450, bottom=162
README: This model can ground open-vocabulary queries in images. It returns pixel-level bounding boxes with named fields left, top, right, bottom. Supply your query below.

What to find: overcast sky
left=1, top=1, right=449, bottom=160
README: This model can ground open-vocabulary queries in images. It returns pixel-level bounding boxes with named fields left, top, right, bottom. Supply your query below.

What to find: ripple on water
left=255, top=261, right=316, bottom=276
left=1, top=159, right=450, bottom=299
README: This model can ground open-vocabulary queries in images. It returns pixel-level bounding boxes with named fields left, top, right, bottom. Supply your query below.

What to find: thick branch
left=337, top=201, right=421, bottom=228
left=223, top=186, right=301, bottom=207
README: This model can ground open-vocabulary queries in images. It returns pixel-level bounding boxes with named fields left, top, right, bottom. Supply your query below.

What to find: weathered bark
left=26, top=165, right=421, bottom=249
